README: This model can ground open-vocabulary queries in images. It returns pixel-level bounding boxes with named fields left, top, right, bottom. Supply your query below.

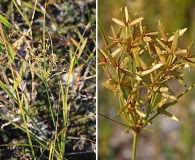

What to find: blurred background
left=98, top=0, right=195, bottom=159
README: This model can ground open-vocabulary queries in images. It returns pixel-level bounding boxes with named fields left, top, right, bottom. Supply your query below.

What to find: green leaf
left=7, top=44, right=15, bottom=62
left=13, top=0, right=30, bottom=27
left=14, top=61, right=27, bottom=90
left=98, top=112, right=133, bottom=129
left=22, top=106, right=48, bottom=140
left=158, top=108, right=179, bottom=121
left=0, top=14, right=13, bottom=28
left=0, top=80, right=18, bottom=104
left=0, top=113, right=50, bottom=150
left=77, top=38, right=88, bottom=59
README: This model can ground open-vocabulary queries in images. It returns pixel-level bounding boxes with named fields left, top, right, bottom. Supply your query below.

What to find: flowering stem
left=132, top=131, right=138, bottom=160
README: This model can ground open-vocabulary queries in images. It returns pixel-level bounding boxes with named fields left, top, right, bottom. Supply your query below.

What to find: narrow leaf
left=14, top=61, right=27, bottom=90
left=13, top=0, right=30, bottom=26
left=158, top=108, right=179, bottom=121
left=0, top=14, right=13, bottom=28
left=77, top=38, right=87, bottom=58
left=71, top=37, right=79, bottom=48
left=98, top=113, right=133, bottom=128
left=8, top=44, right=15, bottom=62
left=0, top=80, right=18, bottom=104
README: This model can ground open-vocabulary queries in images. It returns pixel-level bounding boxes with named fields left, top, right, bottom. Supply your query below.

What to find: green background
left=98, top=0, right=195, bottom=159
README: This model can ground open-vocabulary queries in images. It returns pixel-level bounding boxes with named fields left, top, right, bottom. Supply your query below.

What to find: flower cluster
left=99, top=6, right=195, bottom=133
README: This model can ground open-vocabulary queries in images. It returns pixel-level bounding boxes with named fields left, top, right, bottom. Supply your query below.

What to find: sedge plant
left=98, top=6, right=195, bottom=160
left=0, top=0, right=92, bottom=159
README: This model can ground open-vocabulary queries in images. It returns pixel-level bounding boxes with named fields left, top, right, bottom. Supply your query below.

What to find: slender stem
left=132, top=131, right=138, bottom=160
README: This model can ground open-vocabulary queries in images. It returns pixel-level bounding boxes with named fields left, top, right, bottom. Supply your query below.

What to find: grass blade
left=0, top=14, right=13, bottom=28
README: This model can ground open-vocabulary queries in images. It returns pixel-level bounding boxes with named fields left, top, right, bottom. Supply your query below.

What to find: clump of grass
left=0, top=1, right=95, bottom=160
left=98, top=6, right=195, bottom=160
